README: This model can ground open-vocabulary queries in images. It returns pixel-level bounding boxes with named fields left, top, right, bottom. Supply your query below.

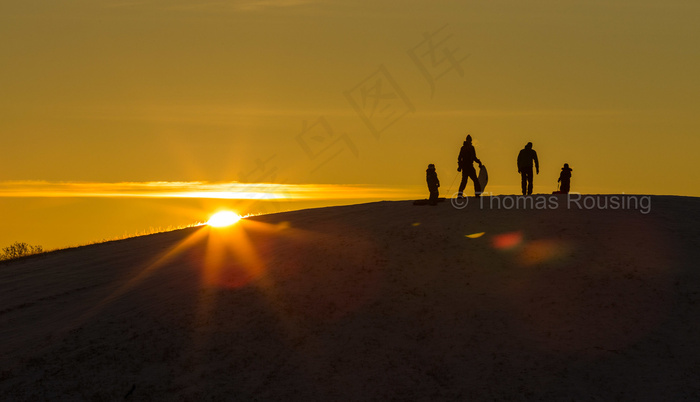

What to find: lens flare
left=207, top=211, right=241, bottom=227
left=465, top=232, right=485, bottom=239
left=492, top=231, right=523, bottom=250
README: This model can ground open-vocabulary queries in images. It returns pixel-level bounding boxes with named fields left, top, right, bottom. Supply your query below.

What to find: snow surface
left=2, top=195, right=700, bottom=400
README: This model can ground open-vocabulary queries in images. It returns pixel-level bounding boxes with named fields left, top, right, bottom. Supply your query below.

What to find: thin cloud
left=0, top=181, right=421, bottom=201
left=53, top=104, right=355, bottom=124
left=415, top=109, right=639, bottom=117
left=234, top=0, right=321, bottom=11
left=101, top=0, right=322, bottom=12
left=166, top=0, right=323, bottom=11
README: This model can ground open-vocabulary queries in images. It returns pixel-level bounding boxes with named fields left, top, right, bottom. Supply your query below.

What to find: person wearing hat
left=426, top=163, right=440, bottom=205
left=557, top=163, right=573, bottom=194
left=517, top=142, right=539, bottom=195
left=457, top=134, right=482, bottom=198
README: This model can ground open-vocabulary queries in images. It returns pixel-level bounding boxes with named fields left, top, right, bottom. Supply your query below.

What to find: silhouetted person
left=426, top=164, right=440, bottom=205
left=558, top=163, right=572, bottom=194
left=517, top=142, right=539, bottom=195
left=457, top=134, right=482, bottom=198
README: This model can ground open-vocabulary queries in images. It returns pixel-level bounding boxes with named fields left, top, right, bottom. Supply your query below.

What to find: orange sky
left=1, top=0, right=699, bottom=249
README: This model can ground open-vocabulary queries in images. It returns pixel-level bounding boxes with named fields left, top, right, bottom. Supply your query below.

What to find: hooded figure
left=457, top=135, right=482, bottom=198
left=557, top=163, right=573, bottom=194
left=426, top=164, right=440, bottom=205
left=517, top=142, right=539, bottom=195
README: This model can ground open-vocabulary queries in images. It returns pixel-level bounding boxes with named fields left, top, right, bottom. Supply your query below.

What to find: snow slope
left=1, top=195, right=700, bottom=400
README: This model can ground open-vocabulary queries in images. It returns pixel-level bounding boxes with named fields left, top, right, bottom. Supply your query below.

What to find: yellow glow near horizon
left=207, top=211, right=242, bottom=227
left=0, top=181, right=423, bottom=200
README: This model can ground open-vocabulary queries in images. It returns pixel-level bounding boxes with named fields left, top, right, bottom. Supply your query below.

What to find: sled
left=478, top=165, right=488, bottom=193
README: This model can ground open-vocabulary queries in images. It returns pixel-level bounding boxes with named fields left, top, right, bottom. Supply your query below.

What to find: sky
left=1, top=0, right=699, bottom=250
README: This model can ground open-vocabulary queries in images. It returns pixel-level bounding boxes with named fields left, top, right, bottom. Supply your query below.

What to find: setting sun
left=207, top=211, right=241, bottom=227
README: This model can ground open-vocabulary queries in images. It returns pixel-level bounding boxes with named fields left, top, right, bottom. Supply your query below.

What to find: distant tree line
left=0, top=242, right=44, bottom=261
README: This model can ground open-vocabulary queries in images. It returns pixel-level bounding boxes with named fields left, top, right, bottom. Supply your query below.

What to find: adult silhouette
left=457, top=135, right=482, bottom=198
left=517, top=142, right=539, bottom=195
